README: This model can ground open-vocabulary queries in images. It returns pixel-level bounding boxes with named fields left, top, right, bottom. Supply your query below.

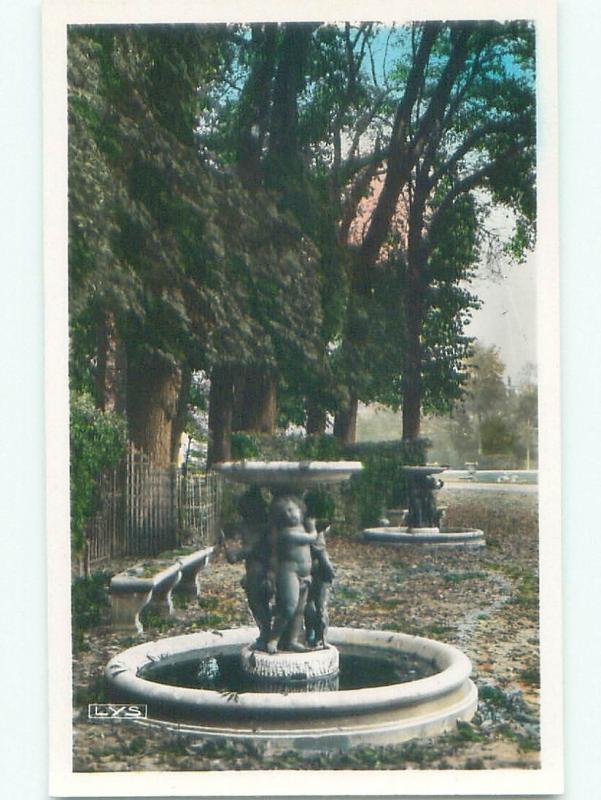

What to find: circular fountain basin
left=214, top=460, right=362, bottom=488
left=105, top=626, right=477, bottom=752
left=362, top=527, right=485, bottom=548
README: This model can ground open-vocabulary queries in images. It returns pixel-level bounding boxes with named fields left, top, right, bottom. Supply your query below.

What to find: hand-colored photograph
left=44, top=1, right=561, bottom=795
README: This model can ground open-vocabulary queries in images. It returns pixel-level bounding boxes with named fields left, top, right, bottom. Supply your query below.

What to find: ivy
left=70, top=392, right=127, bottom=553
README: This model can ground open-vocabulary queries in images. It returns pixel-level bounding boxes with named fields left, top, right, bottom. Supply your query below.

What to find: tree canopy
left=68, top=20, right=537, bottom=463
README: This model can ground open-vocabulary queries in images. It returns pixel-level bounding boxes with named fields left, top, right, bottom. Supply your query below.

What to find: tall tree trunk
left=238, top=368, right=278, bottom=433
left=207, top=365, right=234, bottom=466
left=334, top=395, right=358, bottom=445
left=306, top=400, right=327, bottom=435
left=236, top=24, right=277, bottom=186
left=95, top=309, right=126, bottom=413
left=127, top=354, right=183, bottom=468
left=401, top=297, right=423, bottom=441
left=402, top=199, right=427, bottom=441
left=231, top=371, right=247, bottom=432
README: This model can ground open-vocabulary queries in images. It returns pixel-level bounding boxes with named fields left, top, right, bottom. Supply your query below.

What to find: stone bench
left=109, top=545, right=214, bottom=633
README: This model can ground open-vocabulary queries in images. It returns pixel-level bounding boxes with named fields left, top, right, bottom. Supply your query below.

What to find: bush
left=70, top=392, right=127, bottom=553
left=343, top=438, right=430, bottom=527
left=231, top=432, right=301, bottom=461
left=72, top=570, right=111, bottom=648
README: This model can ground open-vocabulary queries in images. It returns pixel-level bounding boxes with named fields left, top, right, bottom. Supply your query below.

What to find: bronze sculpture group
left=222, top=485, right=334, bottom=654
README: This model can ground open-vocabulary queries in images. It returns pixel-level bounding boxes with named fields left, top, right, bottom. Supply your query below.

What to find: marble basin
left=214, top=460, right=362, bottom=488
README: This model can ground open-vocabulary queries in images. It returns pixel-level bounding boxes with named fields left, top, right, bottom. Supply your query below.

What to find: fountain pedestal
left=240, top=644, right=339, bottom=688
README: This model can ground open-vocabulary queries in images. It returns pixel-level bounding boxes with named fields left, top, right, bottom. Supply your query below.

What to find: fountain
left=362, top=465, right=485, bottom=547
left=105, top=460, right=478, bottom=752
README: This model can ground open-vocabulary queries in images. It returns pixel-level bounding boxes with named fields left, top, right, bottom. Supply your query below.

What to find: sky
left=465, top=248, right=537, bottom=383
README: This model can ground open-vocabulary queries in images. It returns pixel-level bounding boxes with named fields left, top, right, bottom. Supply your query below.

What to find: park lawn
left=72, top=487, right=540, bottom=772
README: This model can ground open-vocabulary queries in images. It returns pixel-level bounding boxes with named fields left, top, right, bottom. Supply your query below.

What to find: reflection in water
left=142, top=650, right=437, bottom=694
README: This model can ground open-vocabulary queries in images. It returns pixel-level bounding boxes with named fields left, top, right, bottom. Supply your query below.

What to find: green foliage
left=230, top=433, right=262, bottom=460
left=304, top=488, right=336, bottom=520
left=70, top=392, right=127, bottom=552
left=422, top=343, right=538, bottom=468
left=71, top=570, right=111, bottom=649
left=296, top=434, right=343, bottom=460
left=343, top=438, right=430, bottom=526
left=68, top=21, right=537, bottom=456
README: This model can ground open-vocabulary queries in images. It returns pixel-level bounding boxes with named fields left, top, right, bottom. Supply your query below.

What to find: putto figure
left=221, top=486, right=274, bottom=650
left=224, top=489, right=336, bottom=654
left=305, top=524, right=335, bottom=648
left=266, top=495, right=318, bottom=653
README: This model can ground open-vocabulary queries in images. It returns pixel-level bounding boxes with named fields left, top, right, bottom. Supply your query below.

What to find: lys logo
left=88, top=703, right=147, bottom=719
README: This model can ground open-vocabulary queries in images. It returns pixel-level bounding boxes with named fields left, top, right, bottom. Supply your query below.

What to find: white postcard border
left=44, top=1, right=562, bottom=795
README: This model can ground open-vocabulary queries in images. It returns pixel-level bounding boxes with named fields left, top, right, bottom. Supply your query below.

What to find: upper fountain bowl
left=214, top=460, right=362, bottom=488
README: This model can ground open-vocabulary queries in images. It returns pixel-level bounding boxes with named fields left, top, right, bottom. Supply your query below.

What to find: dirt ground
left=72, top=487, right=540, bottom=772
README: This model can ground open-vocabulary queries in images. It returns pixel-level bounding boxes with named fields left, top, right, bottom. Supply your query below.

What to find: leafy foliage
left=344, top=438, right=430, bottom=525
left=70, top=392, right=127, bottom=551
left=72, top=570, right=111, bottom=650
left=68, top=21, right=537, bottom=457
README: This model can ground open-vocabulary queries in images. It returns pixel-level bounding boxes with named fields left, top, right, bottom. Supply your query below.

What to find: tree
left=69, top=25, right=325, bottom=465
left=68, top=25, right=231, bottom=465
left=331, top=22, right=536, bottom=441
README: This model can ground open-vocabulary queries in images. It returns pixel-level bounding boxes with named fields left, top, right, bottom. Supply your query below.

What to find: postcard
left=44, top=0, right=561, bottom=795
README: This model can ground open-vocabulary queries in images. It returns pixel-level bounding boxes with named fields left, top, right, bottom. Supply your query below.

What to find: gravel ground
left=72, top=487, right=540, bottom=772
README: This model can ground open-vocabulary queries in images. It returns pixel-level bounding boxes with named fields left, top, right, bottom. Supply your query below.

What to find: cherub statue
left=304, top=523, right=335, bottom=648
left=266, top=495, right=319, bottom=654
left=221, top=486, right=274, bottom=650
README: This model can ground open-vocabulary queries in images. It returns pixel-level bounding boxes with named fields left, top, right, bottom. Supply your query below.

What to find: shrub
left=70, top=392, right=127, bottom=553
left=72, top=570, right=111, bottom=649
left=343, top=438, right=430, bottom=526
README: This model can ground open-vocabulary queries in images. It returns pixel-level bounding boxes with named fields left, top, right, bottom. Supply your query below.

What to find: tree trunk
left=207, top=365, right=235, bottom=466
left=401, top=202, right=427, bottom=441
left=127, top=354, right=183, bottom=468
left=333, top=395, right=358, bottom=445
left=231, top=371, right=247, bottom=432
left=235, top=368, right=278, bottom=434
left=401, top=300, right=422, bottom=441
left=306, top=400, right=327, bottom=435
left=95, top=309, right=126, bottom=413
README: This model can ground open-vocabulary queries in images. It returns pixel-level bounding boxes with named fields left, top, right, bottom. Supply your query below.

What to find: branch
left=406, top=28, right=472, bottom=164
left=426, top=141, right=525, bottom=236
left=427, top=114, right=532, bottom=189
left=358, top=23, right=441, bottom=271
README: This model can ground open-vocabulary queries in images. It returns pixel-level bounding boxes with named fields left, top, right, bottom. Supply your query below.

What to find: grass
left=443, top=571, right=487, bottom=583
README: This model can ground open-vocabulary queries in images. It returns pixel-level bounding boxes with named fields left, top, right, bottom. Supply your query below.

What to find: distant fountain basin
left=362, top=526, right=485, bottom=547
left=363, top=465, right=486, bottom=548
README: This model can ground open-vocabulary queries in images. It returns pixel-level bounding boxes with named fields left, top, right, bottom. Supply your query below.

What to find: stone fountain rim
left=213, top=460, right=363, bottom=486
left=362, top=527, right=485, bottom=543
left=105, top=626, right=472, bottom=718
